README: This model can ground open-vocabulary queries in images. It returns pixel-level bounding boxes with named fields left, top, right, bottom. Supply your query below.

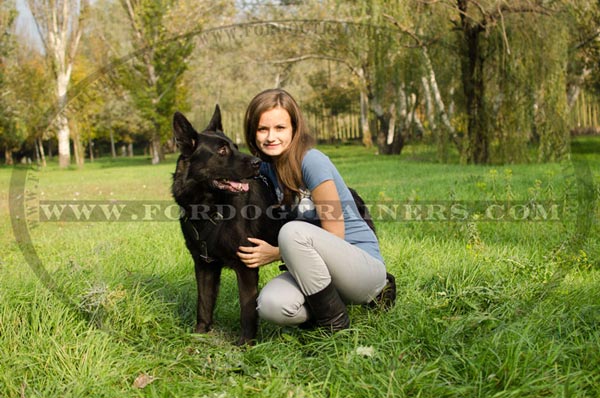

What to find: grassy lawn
left=1, top=139, right=599, bottom=397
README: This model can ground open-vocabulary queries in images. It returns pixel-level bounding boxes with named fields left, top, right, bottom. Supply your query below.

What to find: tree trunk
left=386, top=103, right=397, bottom=147
left=150, top=134, right=163, bottom=165
left=421, top=76, right=436, bottom=131
left=407, top=91, right=425, bottom=139
left=385, top=12, right=457, bottom=159
left=4, top=148, right=14, bottom=165
left=88, top=139, right=94, bottom=162
left=424, top=52, right=456, bottom=161
left=376, top=114, right=391, bottom=155
left=72, top=122, right=85, bottom=167
left=390, top=101, right=404, bottom=155
left=55, top=69, right=72, bottom=167
left=109, top=129, right=117, bottom=158
left=458, top=0, right=489, bottom=164
left=37, top=138, right=46, bottom=167
left=567, top=65, right=591, bottom=109
left=56, top=113, right=71, bottom=168
left=34, top=138, right=41, bottom=166
left=374, top=100, right=403, bottom=155
left=28, top=0, right=87, bottom=168
left=359, top=89, right=372, bottom=148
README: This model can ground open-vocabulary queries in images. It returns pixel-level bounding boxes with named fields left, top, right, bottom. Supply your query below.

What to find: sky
left=14, top=0, right=43, bottom=51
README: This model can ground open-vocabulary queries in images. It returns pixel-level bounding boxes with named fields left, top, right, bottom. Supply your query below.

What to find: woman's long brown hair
left=244, top=88, right=314, bottom=205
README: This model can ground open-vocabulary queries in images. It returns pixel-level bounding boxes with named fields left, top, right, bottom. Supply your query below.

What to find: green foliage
left=118, top=0, right=194, bottom=150
left=4, top=0, right=600, bottom=166
left=565, top=0, right=600, bottom=95
left=0, top=2, right=18, bottom=159
left=306, top=70, right=360, bottom=115
left=1, top=5, right=55, bottom=163
left=484, top=12, right=571, bottom=164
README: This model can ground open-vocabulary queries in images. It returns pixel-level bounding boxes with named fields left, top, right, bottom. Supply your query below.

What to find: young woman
left=237, top=88, right=392, bottom=331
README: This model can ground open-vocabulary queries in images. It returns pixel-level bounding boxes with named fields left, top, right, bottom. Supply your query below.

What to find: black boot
left=368, top=273, right=396, bottom=311
left=304, top=283, right=350, bottom=332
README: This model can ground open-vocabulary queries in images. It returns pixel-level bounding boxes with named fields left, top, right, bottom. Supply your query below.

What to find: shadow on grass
left=112, top=268, right=246, bottom=341
left=89, top=155, right=178, bottom=169
left=571, top=136, right=600, bottom=155
left=0, top=155, right=178, bottom=171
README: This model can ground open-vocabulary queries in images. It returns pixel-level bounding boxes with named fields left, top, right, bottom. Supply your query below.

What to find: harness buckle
left=209, top=211, right=224, bottom=225
left=199, top=241, right=216, bottom=263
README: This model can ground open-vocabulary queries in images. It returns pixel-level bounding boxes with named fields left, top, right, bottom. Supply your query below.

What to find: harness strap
left=181, top=211, right=224, bottom=263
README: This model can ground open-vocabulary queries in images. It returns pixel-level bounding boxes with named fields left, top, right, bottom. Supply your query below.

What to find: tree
left=27, top=0, right=89, bottom=168
left=448, top=0, right=559, bottom=163
left=0, top=2, right=18, bottom=164
left=384, top=7, right=459, bottom=162
left=8, top=47, right=54, bottom=166
left=333, top=0, right=419, bottom=154
left=564, top=0, right=600, bottom=108
left=67, top=0, right=150, bottom=161
left=118, top=0, right=228, bottom=164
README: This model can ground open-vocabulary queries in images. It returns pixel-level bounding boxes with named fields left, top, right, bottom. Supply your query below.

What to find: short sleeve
left=301, top=149, right=335, bottom=190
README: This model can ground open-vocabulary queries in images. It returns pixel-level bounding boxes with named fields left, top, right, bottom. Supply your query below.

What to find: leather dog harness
left=181, top=210, right=224, bottom=263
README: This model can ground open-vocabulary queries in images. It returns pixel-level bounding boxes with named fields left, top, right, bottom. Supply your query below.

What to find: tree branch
left=575, top=27, right=600, bottom=50
left=120, top=0, right=158, bottom=86
left=26, top=0, right=50, bottom=56
left=269, top=54, right=363, bottom=79
left=382, top=14, right=423, bottom=47
left=487, top=1, right=552, bottom=23
left=68, top=0, right=89, bottom=66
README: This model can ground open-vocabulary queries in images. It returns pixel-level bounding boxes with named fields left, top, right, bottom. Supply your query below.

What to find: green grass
left=1, top=139, right=599, bottom=397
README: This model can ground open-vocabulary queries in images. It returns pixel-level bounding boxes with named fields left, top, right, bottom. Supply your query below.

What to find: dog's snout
left=250, top=158, right=261, bottom=169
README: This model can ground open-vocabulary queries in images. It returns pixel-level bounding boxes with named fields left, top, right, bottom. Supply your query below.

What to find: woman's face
left=255, top=107, right=293, bottom=158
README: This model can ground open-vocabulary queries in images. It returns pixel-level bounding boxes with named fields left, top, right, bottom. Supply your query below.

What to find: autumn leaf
left=133, top=373, right=156, bottom=389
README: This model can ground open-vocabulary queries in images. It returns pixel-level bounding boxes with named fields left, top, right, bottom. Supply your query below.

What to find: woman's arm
left=312, top=179, right=345, bottom=239
left=238, top=179, right=344, bottom=268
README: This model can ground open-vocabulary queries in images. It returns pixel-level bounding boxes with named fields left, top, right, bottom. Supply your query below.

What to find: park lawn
left=1, top=141, right=598, bottom=397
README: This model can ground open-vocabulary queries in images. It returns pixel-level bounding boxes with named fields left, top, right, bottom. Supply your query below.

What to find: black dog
left=172, top=107, right=279, bottom=345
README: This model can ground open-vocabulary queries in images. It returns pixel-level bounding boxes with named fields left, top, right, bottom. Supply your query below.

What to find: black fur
left=172, top=106, right=279, bottom=345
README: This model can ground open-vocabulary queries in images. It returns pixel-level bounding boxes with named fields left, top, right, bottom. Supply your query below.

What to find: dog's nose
left=250, top=158, right=261, bottom=169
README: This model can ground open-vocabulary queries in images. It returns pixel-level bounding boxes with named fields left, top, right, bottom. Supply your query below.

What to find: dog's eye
left=217, top=146, right=229, bottom=156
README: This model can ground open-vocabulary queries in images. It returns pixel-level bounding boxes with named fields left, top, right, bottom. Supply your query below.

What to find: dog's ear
left=173, top=112, right=198, bottom=156
left=206, top=104, right=223, bottom=133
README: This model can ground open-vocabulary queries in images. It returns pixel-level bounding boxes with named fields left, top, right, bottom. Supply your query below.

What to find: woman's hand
left=237, top=237, right=280, bottom=268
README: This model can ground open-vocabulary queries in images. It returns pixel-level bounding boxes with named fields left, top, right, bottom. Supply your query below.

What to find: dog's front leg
left=234, top=266, right=259, bottom=345
left=194, top=261, right=222, bottom=334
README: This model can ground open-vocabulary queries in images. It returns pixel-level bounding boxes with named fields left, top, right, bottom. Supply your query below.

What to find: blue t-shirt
left=260, top=149, right=384, bottom=263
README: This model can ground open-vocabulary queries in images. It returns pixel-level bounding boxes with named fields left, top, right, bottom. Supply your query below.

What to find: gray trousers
left=257, top=221, right=387, bottom=326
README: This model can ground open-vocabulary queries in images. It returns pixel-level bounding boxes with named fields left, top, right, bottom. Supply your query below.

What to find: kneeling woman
left=237, top=88, right=391, bottom=331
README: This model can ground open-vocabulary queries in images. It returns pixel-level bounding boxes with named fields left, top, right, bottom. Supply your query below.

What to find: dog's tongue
left=215, top=179, right=250, bottom=192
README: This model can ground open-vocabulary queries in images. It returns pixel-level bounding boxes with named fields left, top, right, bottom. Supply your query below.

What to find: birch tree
left=385, top=12, right=458, bottom=161
left=28, top=0, right=89, bottom=168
